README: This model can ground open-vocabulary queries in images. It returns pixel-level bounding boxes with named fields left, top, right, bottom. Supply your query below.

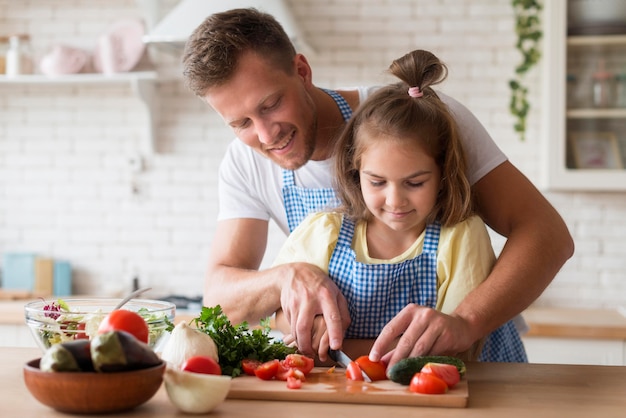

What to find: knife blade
left=328, top=348, right=372, bottom=382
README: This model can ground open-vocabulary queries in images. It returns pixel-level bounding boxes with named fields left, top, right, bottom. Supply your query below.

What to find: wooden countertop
left=6, top=347, right=626, bottom=417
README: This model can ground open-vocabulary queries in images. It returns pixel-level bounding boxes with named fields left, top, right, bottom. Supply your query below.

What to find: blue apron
left=328, top=218, right=440, bottom=338
left=282, top=89, right=352, bottom=232
left=327, top=217, right=528, bottom=362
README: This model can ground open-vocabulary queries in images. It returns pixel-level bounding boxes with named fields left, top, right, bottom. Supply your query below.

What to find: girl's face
left=358, top=134, right=441, bottom=237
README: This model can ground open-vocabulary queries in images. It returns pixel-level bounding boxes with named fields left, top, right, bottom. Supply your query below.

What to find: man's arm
left=452, top=160, right=575, bottom=340
left=203, top=218, right=276, bottom=324
left=204, top=217, right=349, bottom=354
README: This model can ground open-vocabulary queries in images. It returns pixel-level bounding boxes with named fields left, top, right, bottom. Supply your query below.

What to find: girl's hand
left=368, top=304, right=476, bottom=368
left=282, top=315, right=334, bottom=362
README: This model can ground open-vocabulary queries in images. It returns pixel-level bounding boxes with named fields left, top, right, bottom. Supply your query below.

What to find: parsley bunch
left=192, top=305, right=296, bottom=377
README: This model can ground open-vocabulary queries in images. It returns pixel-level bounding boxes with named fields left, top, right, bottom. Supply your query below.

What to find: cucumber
left=387, top=355, right=466, bottom=385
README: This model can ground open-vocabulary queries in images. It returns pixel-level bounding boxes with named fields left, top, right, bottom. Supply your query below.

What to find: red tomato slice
left=420, top=362, right=460, bottom=388
left=182, top=355, right=222, bottom=375
left=409, top=372, right=449, bottom=394
left=74, top=322, right=89, bottom=340
left=97, top=309, right=149, bottom=343
left=281, top=354, right=314, bottom=375
left=354, top=355, right=387, bottom=381
left=254, top=359, right=280, bottom=380
left=286, top=376, right=303, bottom=389
left=345, top=361, right=364, bottom=381
left=276, top=365, right=306, bottom=382
left=241, top=359, right=262, bottom=376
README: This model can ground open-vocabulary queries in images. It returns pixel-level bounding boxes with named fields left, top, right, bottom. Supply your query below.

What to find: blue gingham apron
left=282, top=89, right=352, bottom=232
left=328, top=217, right=440, bottom=338
left=327, top=217, right=528, bottom=362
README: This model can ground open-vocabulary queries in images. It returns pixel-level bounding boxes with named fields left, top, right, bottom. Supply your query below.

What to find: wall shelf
left=0, top=71, right=159, bottom=153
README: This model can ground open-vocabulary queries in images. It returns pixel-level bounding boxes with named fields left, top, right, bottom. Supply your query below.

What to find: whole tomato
left=97, top=309, right=149, bottom=343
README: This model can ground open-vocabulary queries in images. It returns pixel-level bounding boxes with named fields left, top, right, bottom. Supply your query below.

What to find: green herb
left=510, top=0, right=543, bottom=141
left=192, top=305, right=296, bottom=377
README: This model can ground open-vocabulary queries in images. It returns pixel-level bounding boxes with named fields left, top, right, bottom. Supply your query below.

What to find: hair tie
left=408, top=86, right=423, bottom=98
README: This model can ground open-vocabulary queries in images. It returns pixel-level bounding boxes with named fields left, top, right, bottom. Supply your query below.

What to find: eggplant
left=40, top=339, right=94, bottom=372
left=90, top=330, right=161, bottom=372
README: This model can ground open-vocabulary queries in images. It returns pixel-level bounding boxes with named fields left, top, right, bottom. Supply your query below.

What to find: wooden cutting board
left=228, top=367, right=468, bottom=408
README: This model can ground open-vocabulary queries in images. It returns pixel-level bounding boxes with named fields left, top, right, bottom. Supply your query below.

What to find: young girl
left=273, top=49, right=527, bottom=364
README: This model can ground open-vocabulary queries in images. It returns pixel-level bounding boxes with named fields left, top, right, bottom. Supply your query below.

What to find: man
left=182, top=8, right=574, bottom=365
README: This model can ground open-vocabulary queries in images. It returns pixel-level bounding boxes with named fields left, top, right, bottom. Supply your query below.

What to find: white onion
left=160, top=322, right=218, bottom=369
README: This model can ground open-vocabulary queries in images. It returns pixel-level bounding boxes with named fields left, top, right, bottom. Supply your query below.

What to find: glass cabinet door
left=543, top=0, right=626, bottom=190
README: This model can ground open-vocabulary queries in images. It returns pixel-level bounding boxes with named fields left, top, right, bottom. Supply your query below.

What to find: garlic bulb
left=160, top=322, right=218, bottom=369
left=164, top=366, right=231, bottom=414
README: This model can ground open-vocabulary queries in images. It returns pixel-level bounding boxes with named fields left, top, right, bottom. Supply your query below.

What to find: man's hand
left=279, top=262, right=351, bottom=356
left=368, top=304, right=477, bottom=368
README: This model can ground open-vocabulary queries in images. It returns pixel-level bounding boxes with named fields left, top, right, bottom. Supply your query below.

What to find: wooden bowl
left=23, top=358, right=165, bottom=414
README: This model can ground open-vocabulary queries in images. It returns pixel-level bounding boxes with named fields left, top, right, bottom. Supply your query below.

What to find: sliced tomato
left=409, top=372, right=448, bottom=394
left=74, top=322, right=89, bottom=340
left=286, top=376, right=303, bottom=389
left=276, top=365, right=306, bottom=382
left=345, top=361, right=364, bottom=381
left=182, top=355, right=222, bottom=375
left=420, top=362, right=460, bottom=388
left=282, top=354, right=314, bottom=375
left=254, top=359, right=280, bottom=380
left=354, top=355, right=387, bottom=381
left=241, top=359, right=262, bottom=376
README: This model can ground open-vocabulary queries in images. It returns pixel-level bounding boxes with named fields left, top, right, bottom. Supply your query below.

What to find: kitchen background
left=0, top=0, right=625, bottom=308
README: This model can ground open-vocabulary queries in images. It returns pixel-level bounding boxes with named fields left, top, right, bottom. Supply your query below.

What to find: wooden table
left=5, top=347, right=626, bottom=417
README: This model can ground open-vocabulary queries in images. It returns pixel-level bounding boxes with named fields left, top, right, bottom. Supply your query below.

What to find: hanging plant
left=509, top=0, right=543, bottom=141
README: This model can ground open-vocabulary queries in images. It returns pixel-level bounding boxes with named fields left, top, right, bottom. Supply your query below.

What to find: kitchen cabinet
left=543, top=0, right=626, bottom=190
left=521, top=306, right=626, bottom=366
left=522, top=336, right=626, bottom=365
left=0, top=71, right=158, bottom=153
left=0, top=325, right=36, bottom=348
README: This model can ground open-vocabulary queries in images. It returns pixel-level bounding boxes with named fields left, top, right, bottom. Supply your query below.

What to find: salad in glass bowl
left=24, top=298, right=175, bottom=352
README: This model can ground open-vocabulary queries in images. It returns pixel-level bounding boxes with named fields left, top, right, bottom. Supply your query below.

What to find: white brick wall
left=1, top=0, right=625, bottom=308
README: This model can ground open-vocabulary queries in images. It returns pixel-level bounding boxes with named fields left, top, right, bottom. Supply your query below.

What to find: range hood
left=142, top=0, right=314, bottom=55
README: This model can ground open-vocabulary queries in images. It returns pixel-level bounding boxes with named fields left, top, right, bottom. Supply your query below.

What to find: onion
left=160, top=322, right=218, bottom=369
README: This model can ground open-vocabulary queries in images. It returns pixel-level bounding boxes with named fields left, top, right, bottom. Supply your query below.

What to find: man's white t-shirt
left=217, top=86, right=507, bottom=236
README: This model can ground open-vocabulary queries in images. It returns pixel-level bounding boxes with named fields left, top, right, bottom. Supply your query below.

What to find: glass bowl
left=24, top=298, right=175, bottom=352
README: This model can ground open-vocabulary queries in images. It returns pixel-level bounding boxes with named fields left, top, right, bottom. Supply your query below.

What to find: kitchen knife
left=328, top=348, right=372, bottom=382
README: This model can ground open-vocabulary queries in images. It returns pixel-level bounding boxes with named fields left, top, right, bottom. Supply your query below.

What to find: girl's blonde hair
left=333, top=49, right=472, bottom=227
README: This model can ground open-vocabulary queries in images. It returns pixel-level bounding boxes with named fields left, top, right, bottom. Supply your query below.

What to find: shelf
left=0, top=71, right=157, bottom=84
left=0, top=71, right=158, bottom=153
left=567, top=34, right=626, bottom=47
left=567, top=108, right=626, bottom=119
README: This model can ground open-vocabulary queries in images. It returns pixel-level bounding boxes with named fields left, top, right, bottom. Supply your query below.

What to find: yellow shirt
left=273, top=212, right=495, bottom=314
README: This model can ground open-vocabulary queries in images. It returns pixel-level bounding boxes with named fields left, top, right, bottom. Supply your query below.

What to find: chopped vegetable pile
left=192, top=305, right=296, bottom=377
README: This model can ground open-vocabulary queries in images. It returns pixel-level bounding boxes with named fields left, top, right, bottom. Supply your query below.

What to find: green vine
left=509, top=0, right=543, bottom=141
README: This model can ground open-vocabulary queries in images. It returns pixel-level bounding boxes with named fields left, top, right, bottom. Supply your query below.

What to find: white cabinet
left=543, top=0, right=626, bottom=190
left=0, top=325, right=37, bottom=348
left=522, top=336, right=626, bottom=366
left=0, top=71, right=159, bottom=153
